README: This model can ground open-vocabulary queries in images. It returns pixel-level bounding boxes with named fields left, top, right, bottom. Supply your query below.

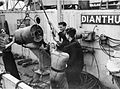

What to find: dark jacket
left=62, top=38, right=84, bottom=68
left=58, top=31, right=67, bottom=42
left=57, top=31, right=69, bottom=50
left=62, top=38, right=84, bottom=82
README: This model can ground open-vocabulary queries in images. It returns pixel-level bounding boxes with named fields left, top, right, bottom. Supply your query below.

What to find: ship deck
left=0, top=53, right=50, bottom=89
left=0, top=53, right=111, bottom=89
left=16, top=59, right=50, bottom=89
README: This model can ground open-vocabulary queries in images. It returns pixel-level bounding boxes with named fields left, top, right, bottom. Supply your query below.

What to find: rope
left=99, top=34, right=120, bottom=58
left=80, top=71, right=104, bottom=89
left=39, top=0, right=50, bottom=23
left=38, top=0, right=56, bottom=37
left=18, top=7, right=34, bottom=29
left=92, top=54, right=100, bottom=79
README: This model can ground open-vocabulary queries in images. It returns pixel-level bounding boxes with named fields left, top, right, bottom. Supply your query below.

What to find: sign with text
left=81, top=15, right=120, bottom=25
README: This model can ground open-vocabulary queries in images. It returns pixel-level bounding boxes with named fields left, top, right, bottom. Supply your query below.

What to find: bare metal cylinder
left=14, top=24, right=43, bottom=44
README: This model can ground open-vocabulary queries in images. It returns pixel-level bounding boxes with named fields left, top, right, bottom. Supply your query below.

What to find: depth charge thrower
left=14, top=24, right=50, bottom=75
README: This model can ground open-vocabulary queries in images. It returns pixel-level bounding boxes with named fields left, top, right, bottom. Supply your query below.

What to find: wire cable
left=38, top=0, right=56, bottom=37
left=99, top=34, right=120, bottom=58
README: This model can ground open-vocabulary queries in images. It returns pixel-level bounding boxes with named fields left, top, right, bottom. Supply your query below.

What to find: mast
left=57, top=0, right=63, bottom=22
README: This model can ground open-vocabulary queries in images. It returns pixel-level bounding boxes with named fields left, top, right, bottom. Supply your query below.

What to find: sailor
left=0, top=29, right=21, bottom=80
left=50, top=47, right=69, bottom=89
left=47, top=21, right=69, bottom=89
left=48, top=21, right=69, bottom=52
left=58, top=22, right=67, bottom=42
left=56, top=22, right=69, bottom=50
left=59, top=27, right=84, bottom=89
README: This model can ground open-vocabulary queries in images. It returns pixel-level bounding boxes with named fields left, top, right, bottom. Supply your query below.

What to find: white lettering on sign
left=89, top=16, right=95, bottom=23
left=108, top=16, right=114, bottom=23
left=81, top=15, right=120, bottom=25
left=82, top=16, right=86, bottom=23
left=115, top=16, right=120, bottom=24
left=96, top=16, right=101, bottom=23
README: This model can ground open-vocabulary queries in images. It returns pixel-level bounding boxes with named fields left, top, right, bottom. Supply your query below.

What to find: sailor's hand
left=5, top=37, right=15, bottom=49
left=55, top=41, right=61, bottom=46
left=11, top=36, right=15, bottom=43
left=22, top=44, right=26, bottom=48
left=39, top=46, right=44, bottom=50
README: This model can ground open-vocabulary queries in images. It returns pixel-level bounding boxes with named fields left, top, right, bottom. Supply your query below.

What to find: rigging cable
left=38, top=0, right=56, bottom=37
left=99, top=34, right=120, bottom=58
left=92, top=52, right=100, bottom=78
